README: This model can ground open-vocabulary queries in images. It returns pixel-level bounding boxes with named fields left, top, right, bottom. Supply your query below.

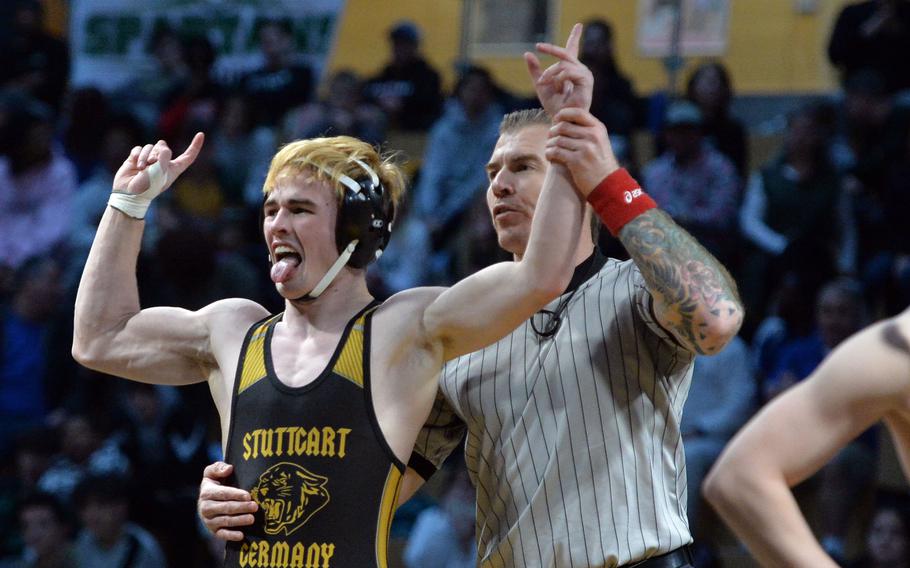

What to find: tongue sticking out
left=270, top=256, right=301, bottom=284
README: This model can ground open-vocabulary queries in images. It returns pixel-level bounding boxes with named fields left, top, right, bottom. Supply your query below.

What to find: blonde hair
left=263, top=136, right=406, bottom=210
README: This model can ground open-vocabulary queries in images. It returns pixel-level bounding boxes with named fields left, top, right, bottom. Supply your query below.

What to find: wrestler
left=73, top=25, right=591, bottom=567
left=705, top=310, right=910, bottom=567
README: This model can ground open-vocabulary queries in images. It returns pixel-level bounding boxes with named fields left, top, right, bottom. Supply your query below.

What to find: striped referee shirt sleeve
left=408, top=388, right=467, bottom=481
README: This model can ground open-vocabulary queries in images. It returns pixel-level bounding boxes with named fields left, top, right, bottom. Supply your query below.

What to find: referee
left=402, top=102, right=742, bottom=567
left=199, top=28, right=743, bottom=568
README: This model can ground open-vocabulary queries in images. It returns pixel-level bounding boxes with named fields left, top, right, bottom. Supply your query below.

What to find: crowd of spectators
left=1, top=1, right=910, bottom=566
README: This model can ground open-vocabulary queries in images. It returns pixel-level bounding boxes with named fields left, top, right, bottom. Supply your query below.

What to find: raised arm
left=546, top=105, right=742, bottom=354
left=422, top=25, right=589, bottom=360
left=703, top=314, right=910, bottom=567
left=72, top=135, right=264, bottom=385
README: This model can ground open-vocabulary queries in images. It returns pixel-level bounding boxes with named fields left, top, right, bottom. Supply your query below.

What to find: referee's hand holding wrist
left=545, top=108, right=619, bottom=197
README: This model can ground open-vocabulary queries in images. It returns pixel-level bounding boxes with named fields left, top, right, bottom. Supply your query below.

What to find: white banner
left=637, top=0, right=730, bottom=57
left=70, top=0, right=347, bottom=91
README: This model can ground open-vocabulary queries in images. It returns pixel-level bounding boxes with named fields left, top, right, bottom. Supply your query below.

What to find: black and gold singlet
left=223, top=302, right=404, bottom=568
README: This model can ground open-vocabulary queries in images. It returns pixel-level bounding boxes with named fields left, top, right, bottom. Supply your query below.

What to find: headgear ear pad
left=335, top=173, right=394, bottom=269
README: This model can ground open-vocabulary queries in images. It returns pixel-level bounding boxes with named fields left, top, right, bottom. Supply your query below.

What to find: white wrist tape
left=108, top=161, right=169, bottom=220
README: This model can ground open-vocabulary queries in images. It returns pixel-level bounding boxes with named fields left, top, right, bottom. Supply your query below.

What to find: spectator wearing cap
left=643, top=100, right=741, bottom=267
left=365, top=21, right=443, bottom=130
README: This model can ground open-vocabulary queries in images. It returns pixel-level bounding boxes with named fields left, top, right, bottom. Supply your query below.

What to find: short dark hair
left=583, top=18, right=614, bottom=43
left=499, top=108, right=550, bottom=135
left=453, top=65, right=495, bottom=99
left=389, top=21, right=420, bottom=44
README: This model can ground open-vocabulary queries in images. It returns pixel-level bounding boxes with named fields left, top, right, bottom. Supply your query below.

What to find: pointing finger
left=172, top=132, right=205, bottom=173
left=565, top=23, right=583, bottom=59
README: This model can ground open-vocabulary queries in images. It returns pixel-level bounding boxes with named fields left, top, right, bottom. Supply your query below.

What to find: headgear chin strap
left=289, top=240, right=359, bottom=302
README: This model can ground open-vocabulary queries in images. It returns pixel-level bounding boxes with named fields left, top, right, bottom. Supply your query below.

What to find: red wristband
left=587, top=168, right=656, bottom=236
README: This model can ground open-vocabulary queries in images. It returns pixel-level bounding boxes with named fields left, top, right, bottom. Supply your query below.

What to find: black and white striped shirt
left=411, top=253, right=695, bottom=567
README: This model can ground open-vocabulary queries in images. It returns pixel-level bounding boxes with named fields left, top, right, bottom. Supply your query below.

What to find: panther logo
left=250, top=463, right=330, bottom=536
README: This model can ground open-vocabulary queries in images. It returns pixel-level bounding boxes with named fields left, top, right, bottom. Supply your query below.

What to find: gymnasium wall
left=329, top=0, right=854, bottom=97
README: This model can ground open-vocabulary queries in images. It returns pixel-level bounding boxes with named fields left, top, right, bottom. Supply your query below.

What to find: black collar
left=530, top=248, right=606, bottom=340
left=564, top=248, right=607, bottom=295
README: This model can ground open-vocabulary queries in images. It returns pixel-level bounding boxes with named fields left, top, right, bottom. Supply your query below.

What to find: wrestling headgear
left=333, top=158, right=394, bottom=269
left=275, top=157, right=394, bottom=300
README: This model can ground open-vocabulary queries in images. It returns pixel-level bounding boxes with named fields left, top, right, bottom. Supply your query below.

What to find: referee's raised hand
left=524, top=23, right=594, bottom=116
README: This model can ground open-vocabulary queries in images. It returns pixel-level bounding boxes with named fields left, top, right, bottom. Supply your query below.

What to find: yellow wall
left=330, top=0, right=464, bottom=89
left=40, top=0, right=68, bottom=38
left=330, top=0, right=854, bottom=96
left=47, top=0, right=854, bottom=96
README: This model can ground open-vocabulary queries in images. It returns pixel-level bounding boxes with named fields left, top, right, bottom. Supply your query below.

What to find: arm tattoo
left=619, top=209, right=743, bottom=355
